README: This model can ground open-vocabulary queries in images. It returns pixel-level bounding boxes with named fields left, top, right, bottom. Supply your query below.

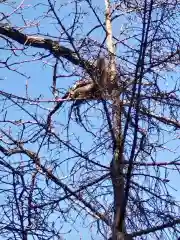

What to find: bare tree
left=0, top=0, right=180, bottom=239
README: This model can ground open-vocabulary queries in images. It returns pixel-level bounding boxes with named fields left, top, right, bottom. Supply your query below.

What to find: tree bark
left=104, top=0, right=131, bottom=239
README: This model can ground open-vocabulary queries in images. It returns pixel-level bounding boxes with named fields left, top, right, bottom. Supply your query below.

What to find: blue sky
left=0, top=1, right=108, bottom=239
left=0, top=0, right=180, bottom=239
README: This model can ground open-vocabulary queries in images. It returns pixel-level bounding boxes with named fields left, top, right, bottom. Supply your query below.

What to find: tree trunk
left=104, top=0, right=130, bottom=239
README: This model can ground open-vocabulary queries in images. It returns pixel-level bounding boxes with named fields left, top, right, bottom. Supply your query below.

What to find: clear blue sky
left=0, top=0, right=180, bottom=239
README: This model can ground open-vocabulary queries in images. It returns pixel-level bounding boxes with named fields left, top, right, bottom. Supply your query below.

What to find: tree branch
left=132, top=218, right=180, bottom=237
left=0, top=23, right=94, bottom=73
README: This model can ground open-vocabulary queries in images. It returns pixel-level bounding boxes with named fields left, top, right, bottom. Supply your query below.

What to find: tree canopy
left=0, top=0, right=180, bottom=239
